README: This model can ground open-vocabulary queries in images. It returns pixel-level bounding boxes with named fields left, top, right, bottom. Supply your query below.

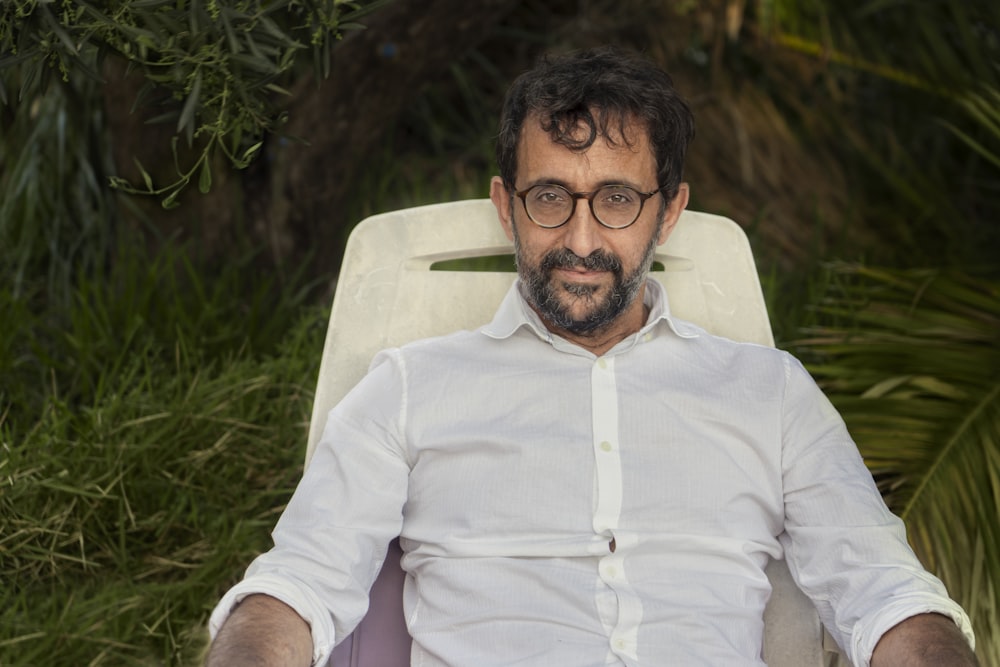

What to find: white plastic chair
left=307, top=199, right=838, bottom=666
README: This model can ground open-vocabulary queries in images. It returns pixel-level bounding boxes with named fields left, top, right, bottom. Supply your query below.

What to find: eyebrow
left=521, top=177, right=651, bottom=192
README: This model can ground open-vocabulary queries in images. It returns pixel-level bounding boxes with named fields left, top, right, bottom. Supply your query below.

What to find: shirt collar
left=481, top=278, right=700, bottom=346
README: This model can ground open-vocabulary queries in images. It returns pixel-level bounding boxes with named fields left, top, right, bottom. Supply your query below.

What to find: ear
left=490, top=176, right=515, bottom=242
left=657, top=182, right=689, bottom=245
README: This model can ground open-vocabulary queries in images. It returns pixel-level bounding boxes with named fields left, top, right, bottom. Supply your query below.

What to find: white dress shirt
left=210, top=280, right=973, bottom=666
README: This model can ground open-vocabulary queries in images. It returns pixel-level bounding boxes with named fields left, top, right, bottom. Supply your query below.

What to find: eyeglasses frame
left=513, top=183, right=662, bottom=230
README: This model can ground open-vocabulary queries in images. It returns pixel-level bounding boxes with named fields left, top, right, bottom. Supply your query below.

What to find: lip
left=555, top=267, right=606, bottom=279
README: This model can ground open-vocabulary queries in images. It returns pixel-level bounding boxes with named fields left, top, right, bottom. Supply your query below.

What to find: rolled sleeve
left=851, top=593, right=975, bottom=667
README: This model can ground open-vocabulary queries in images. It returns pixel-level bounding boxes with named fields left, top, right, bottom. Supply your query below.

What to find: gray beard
left=514, top=229, right=658, bottom=336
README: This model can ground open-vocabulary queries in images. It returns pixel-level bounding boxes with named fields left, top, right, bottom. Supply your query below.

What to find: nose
left=560, top=197, right=603, bottom=258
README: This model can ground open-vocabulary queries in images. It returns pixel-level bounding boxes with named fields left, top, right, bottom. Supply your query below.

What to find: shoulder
left=665, top=317, right=795, bottom=371
left=379, top=327, right=514, bottom=374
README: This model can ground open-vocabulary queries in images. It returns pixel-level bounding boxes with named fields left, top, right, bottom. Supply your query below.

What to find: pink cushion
left=329, top=539, right=410, bottom=666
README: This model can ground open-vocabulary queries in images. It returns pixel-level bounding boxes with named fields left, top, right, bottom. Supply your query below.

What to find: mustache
left=539, top=248, right=623, bottom=273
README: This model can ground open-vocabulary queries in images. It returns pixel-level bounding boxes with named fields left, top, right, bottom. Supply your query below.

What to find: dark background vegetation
left=1, top=1, right=998, bottom=664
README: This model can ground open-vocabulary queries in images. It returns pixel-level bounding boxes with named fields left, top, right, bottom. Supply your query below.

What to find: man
left=207, top=48, right=977, bottom=666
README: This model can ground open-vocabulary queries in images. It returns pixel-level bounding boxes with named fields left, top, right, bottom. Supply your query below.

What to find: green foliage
left=948, top=84, right=1000, bottom=171
left=798, top=265, right=1000, bottom=664
left=761, top=0, right=999, bottom=90
left=758, top=0, right=1000, bottom=267
left=0, top=71, right=116, bottom=305
left=1, top=240, right=327, bottom=665
left=0, top=0, right=393, bottom=205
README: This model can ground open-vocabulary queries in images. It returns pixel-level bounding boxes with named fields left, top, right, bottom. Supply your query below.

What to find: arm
left=206, top=352, right=412, bottom=666
left=871, top=613, right=978, bottom=667
left=205, top=594, right=313, bottom=667
left=777, top=357, right=975, bottom=663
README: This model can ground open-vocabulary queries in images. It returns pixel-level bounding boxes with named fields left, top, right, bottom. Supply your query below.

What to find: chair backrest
left=310, top=199, right=828, bottom=666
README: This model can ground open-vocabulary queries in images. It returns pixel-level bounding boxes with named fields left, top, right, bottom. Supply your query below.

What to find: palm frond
left=797, top=264, right=1000, bottom=663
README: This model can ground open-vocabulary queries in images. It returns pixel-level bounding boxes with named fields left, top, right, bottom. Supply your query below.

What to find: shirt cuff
left=209, top=573, right=337, bottom=667
left=850, top=593, right=975, bottom=667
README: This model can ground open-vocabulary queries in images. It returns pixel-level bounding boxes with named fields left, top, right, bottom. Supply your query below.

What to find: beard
left=514, top=226, right=659, bottom=336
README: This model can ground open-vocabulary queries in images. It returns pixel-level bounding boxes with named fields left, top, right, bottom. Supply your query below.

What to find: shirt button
left=615, top=639, right=626, bottom=650
left=599, top=441, right=612, bottom=452
left=604, top=565, right=618, bottom=578
left=597, top=359, right=607, bottom=369
left=643, top=333, right=653, bottom=343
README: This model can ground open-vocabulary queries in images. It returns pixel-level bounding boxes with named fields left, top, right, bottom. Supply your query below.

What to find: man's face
left=510, top=210, right=658, bottom=336
left=491, top=115, right=687, bottom=341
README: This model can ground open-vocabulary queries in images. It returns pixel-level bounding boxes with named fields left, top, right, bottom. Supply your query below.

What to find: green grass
left=1, top=241, right=327, bottom=665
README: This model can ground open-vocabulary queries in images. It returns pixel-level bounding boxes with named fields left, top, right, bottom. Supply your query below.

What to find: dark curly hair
left=496, top=47, right=695, bottom=203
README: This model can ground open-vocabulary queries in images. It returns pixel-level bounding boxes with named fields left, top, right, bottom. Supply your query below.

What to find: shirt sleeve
left=208, top=349, right=411, bottom=666
left=776, top=353, right=974, bottom=666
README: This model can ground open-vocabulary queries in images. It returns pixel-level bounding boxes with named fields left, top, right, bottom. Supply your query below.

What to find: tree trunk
left=255, top=0, right=520, bottom=274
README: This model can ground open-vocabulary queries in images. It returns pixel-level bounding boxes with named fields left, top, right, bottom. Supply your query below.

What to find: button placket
left=590, top=356, right=644, bottom=660
left=591, top=356, right=621, bottom=536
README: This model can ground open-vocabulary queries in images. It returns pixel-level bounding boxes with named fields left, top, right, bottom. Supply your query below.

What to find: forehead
left=516, top=113, right=657, bottom=185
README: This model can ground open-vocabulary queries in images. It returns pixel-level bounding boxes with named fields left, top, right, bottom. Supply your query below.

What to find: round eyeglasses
left=514, top=183, right=661, bottom=229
